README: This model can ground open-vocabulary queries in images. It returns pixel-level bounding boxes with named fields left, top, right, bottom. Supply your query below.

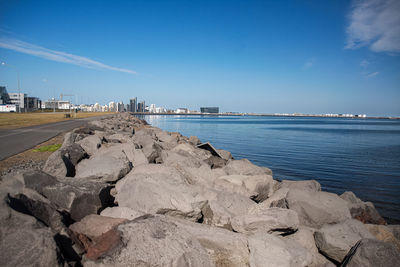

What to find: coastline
left=1, top=113, right=399, bottom=266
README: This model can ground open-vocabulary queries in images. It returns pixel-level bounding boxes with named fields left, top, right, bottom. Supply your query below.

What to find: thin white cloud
left=303, top=58, right=315, bottom=70
left=367, top=71, right=379, bottom=77
left=0, top=37, right=136, bottom=74
left=345, top=0, right=400, bottom=52
left=360, top=59, right=369, bottom=67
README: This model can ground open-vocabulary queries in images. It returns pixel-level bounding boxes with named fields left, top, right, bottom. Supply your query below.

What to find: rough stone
left=224, top=158, right=268, bottom=176
left=204, top=155, right=228, bottom=169
left=70, top=214, right=127, bottom=239
left=75, top=145, right=132, bottom=182
left=41, top=177, right=113, bottom=221
left=216, top=149, right=234, bottom=160
left=286, top=189, right=351, bottom=228
left=248, top=233, right=313, bottom=267
left=279, top=179, right=321, bottom=192
left=189, top=135, right=201, bottom=146
left=365, top=224, right=400, bottom=250
left=314, top=219, right=375, bottom=263
left=251, top=187, right=289, bottom=209
left=232, top=207, right=299, bottom=235
left=340, top=191, right=386, bottom=225
left=341, top=238, right=400, bottom=267
left=387, top=224, right=400, bottom=240
left=83, top=215, right=213, bottom=267
left=100, top=207, right=144, bottom=220
left=77, top=135, right=102, bottom=156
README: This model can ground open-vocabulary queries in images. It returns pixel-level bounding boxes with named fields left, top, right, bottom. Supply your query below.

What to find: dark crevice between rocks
left=317, top=248, right=341, bottom=267
left=270, top=228, right=298, bottom=237
left=63, top=156, right=76, bottom=177
left=97, top=186, right=117, bottom=214
left=6, top=194, right=32, bottom=216
left=54, top=233, right=82, bottom=267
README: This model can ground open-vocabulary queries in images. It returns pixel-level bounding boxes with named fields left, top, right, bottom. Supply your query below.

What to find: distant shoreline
left=131, top=112, right=400, bottom=120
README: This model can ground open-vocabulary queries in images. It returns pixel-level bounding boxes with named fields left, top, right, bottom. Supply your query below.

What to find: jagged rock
left=62, top=132, right=78, bottom=148
left=83, top=215, right=213, bottom=266
left=215, top=174, right=274, bottom=202
left=189, top=135, right=201, bottom=146
left=77, top=135, right=102, bottom=156
left=100, top=207, right=144, bottom=220
left=173, top=217, right=250, bottom=267
left=160, top=150, right=203, bottom=168
left=248, top=233, right=313, bottom=267
left=341, top=238, right=400, bottom=267
left=70, top=214, right=126, bottom=240
left=285, top=226, right=336, bottom=267
left=224, top=158, right=268, bottom=176
left=75, top=145, right=132, bottom=182
left=200, top=189, right=255, bottom=230
left=156, top=130, right=179, bottom=147
left=41, top=177, right=113, bottom=221
left=251, top=187, right=289, bottom=209
left=340, top=191, right=386, bottom=225
left=280, top=179, right=321, bottom=192
left=205, top=156, right=228, bottom=169
left=387, top=225, right=400, bottom=240
left=115, top=169, right=206, bottom=222
left=232, top=207, right=299, bottom=235
left=43, top=143, right=88, bottom=177
left=314, top=219, right=374, bottom=263
left=216, top=149, right=234, bottom=160
left=365, top=224, right=400, bottom=250
left=286, top=189, right=351, bottom=228
left=104, top=133, right=132, bottom=143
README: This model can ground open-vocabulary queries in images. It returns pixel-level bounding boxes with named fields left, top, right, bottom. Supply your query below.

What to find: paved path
left=0, top=116, right=110, bottom=160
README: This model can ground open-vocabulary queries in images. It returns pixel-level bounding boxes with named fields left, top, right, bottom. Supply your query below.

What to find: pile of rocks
left=1, top=113, right=399, bottom=266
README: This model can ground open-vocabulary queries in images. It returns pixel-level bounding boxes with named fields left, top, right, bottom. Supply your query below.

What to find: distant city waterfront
left=142, top=115, right=400, bottom=223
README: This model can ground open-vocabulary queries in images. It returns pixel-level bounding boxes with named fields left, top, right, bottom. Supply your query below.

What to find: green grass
left=33, top=144, right=62, bottom=152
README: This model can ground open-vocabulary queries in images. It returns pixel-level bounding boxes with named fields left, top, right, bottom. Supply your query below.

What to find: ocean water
left=141, top=115, right=400, bottom=223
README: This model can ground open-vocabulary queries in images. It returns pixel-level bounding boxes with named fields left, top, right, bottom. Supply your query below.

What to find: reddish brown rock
left=85, top=229, right=123, bottom=260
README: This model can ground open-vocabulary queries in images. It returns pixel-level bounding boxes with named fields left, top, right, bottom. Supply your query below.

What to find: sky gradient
left=0, top=0, right=399, bottom=116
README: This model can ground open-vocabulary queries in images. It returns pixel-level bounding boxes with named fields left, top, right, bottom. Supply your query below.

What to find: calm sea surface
left=141, top=115, right=400, bottom=223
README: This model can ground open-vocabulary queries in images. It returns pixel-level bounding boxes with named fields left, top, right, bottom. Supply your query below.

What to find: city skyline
left=0, top=0, right=399, bottom=116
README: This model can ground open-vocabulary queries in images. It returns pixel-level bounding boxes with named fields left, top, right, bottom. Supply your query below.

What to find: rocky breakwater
left=0, top=113, right=399, bottom=267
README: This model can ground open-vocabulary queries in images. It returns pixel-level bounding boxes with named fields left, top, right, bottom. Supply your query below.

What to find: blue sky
left=0, top=0, right=399, bottom=116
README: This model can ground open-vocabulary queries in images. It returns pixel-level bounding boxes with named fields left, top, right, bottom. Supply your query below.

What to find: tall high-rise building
left=0, top=86, right=10, bottom=105
left=129, top=97, right=137, bottom=112
left=137, top=101, right=145, bottom=112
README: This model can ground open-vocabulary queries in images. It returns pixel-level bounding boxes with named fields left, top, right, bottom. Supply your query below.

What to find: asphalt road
left=0, top=115, right=110, bottom=160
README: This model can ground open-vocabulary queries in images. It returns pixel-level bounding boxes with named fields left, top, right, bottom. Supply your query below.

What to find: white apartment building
left=8, top=93, right=26, bottom=109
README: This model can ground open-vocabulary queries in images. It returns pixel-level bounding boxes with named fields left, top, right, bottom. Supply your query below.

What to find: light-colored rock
left=100, top=207, right=144, bottom=220
left=387, top=225, right=400, bottom=240
left=314, top=219, right=375, bottom=263
left=75, top=145, right=132, bottom=182
left=83, top=215, right=213, bottom=267
left=232, top=207, right=299, bottom=235
left=70, top=214, right=126, bottom=239
left=160, top=150, right=203, bottom=168
left=189, top=135, right=201, bottom=146
left=248, top=233, right=313, bottom=267
left=365, top=224, right=400, bottom=250
left=216, top=174, right=274, bottom=202
left=286, top=189, right=351, bottom=228
left=224, top=158, right=268, bottom=176
left=341, top=238, right=400, bottom=267
left=340, top=191, right=386, bottom=224
left=285, top=226, right=335, bottom=267
left=279, top=179, right=321, bottom=192
left=115, top=170, right=206, bottom=222
left=251, top=187, right=289, bottom=210
left=77, top=135, right=102, bottom=156
left=216, top=149, right=233, bottom=160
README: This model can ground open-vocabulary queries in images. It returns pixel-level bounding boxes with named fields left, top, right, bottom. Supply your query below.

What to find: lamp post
left=1, top=62, right=21, bottom=112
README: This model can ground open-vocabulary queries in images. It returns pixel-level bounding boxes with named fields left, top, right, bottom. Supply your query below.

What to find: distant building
left=117, top=102, right=125, bottom=112
left=0, top=86, right=10, bottom=105
left=8, top=93, right=26, bottom=109
left=25, top=96, right=41, bottom=111
left=43, top=99, right=70, bottom=110
left=176, top=108, right=188, bottom=114
left=137, top=101, right=146, bottom=112
left=200, top=107, right=219, bottom=113
left=130, top=97, right=137, bottom=112
left=109, top=101, right=117, bottom=112
left=0, top=104, right=17, bottom=112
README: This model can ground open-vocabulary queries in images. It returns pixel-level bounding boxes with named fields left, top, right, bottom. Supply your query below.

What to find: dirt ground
left=0, top=134, right=64, bottom=175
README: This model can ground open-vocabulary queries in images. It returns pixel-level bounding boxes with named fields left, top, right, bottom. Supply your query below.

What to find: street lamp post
left=1, top=62, right=21, bottom=112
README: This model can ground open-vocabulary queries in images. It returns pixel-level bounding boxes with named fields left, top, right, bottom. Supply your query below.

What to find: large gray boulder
left=41, top=177, right=113, bottom=221
left=77, top=135, right=102, bottom=156
left=314, top=219, right=375, bottom=263
left=248, top=233, right=313, bottom=267
left=83, top=215, right=213, bottom=267
left=231, top=207, right=299, bottom=235
left=100, top=207, right=144, bottom=220
left=215, top=174, right=274, bottom=202
left=115, top=168, right=206, bottom=222
left=279, top=179, right=321, bottom=192
left=286, top=189, right=351, bottom=228
left=75, top=145, right=132, bottom=182
left=364, top=224, right=400, bottom=250
left=224, top=158, right=268, bottom=176
left=250, top=187, right=289, bottom=210
left=387, top=225, right=400, bottom=240
left=340, top=191, right=386, bottom=225
left=43, top=143, right=88, bottom=177
left=341, top=238, right=400, bottom=267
